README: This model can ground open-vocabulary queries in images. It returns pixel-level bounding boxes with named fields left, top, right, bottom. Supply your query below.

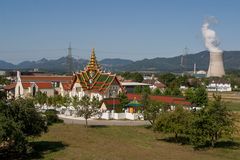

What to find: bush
left=44, top=110, right=63, bottom=125
left=154, top=107, right=193, bottom=141
left=0, top=99, right=48, bottom=155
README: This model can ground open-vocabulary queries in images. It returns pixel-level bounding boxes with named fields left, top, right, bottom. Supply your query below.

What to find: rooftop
left=121, top=82, right=150, bottom=86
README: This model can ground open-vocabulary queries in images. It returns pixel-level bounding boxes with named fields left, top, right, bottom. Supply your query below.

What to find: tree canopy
left=77, top=95, right=100, bottom=128
left=0, top=98, right=47, bottom=154
left=185, top=86, right=208, bottom=107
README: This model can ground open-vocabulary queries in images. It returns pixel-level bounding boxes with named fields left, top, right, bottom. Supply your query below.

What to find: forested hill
left=0, top=51, right=240, bottom=72
left=120, top=51, right=240, bottom=72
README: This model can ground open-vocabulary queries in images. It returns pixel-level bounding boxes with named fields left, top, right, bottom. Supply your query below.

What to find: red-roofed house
left=14, top=71, right=72, bottom=98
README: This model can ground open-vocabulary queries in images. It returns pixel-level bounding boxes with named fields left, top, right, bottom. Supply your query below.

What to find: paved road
left=60, top=116, right=150, bottom=126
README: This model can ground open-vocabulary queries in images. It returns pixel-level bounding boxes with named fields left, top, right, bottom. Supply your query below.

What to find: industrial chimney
left=207, top=52, right=225, bottom=77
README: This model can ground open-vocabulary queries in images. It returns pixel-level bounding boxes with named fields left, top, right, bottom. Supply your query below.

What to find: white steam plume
left=202, top=17, right=222, bottom=53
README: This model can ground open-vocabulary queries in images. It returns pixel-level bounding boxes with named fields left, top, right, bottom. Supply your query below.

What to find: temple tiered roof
left=72, top=48, right=122, bottom=93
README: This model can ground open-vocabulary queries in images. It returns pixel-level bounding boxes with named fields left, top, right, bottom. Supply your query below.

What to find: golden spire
left=86, top=48, right=101, bottom=71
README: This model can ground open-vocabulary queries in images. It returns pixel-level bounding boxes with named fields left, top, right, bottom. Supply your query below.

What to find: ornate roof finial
left=86, top=48, right=101, bottom=71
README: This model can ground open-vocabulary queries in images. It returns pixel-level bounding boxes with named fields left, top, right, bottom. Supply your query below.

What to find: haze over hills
left=0, top=51, right=240, bottom=72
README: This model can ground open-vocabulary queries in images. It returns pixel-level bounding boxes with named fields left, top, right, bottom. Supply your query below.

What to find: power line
left=0, top=48, right=66, bottom=53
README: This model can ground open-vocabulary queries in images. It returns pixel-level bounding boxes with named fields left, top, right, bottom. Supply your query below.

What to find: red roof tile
left=22, top=82, right=31, bottom=89
left=62, top=82, right=72, bottom=91
left=21, top=76, right=72, bottom=82
left=102, top=99, right=121, bottom=105
left=127, top=93, right=191, bottom=106
left=4, top=83, right=16, bottom=90
left=35, top=82, right=53, bottom=89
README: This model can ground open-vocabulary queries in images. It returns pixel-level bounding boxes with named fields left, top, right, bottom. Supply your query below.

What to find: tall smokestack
left=202, top=17, right=225, bottom=77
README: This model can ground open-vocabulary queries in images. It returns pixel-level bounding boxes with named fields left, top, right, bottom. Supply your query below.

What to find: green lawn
left=27, top=124, right=240, bottom=160
left=225, top=101, right=240, bottom=111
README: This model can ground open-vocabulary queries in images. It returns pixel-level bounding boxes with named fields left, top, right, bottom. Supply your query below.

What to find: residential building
left=7, top=71, right=72, bottom=98
left=207, top=80, right=232, bottom=92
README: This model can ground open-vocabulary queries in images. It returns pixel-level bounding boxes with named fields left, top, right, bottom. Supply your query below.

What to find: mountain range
left=0, top=51, right=240, bottom=73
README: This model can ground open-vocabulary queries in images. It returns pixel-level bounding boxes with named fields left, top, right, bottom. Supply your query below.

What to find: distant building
left=193, top=70, right=207, bottom=78
left=5, top=71, right=72, bottom=98
left=0, top=70, right=6, bottom=76
left=121, top=82, right=150, bottom=93
left=207, top=79, right=232, bottom=92
left=142, top=79, right=166, bottom=91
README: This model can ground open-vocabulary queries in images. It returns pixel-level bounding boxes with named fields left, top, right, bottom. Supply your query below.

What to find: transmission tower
left=180, top=47, right=188, bottom=74
left=67, top=42, right=73, bottom=74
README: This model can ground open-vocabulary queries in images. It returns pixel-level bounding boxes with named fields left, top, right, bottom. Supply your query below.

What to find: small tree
left=46, top=96, right=54, bottom=107
left=141, top=91, right=150, bottom=108
left=118, top=92, right=129, bottom=108
left=158, top=73, right=176, bottom=87
left=91, top=96, right=101, bottom=109
left=142, top=86, right=151, bottom=94
left=134, top=86, right=142, bottom=94
left=52, top=95, right=64, bottom=108
left=185, top=86, right=208, bottom=107
left=194, top=86, right=208, bottom=107
left=133, top=72, right=143, bottom=82
left=154, top=107, right=193, bottom=141
left=72, top=96, right=80, bottom=109
left=77, top=95, right=100, bottom=128
left=189, top=94, right=235, bottom=148
left=163, top=87, right=182, bottom=96
left=62, top=95, right=72, bottom=108
left=144, top=101, right=163, bottom=125
left=185, top=88, right=195, bottom=103
left=152, top=88, right=162, bottom=95
left=34, top=92, right=48, bottom=106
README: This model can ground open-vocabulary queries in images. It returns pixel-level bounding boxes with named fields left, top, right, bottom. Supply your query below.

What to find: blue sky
left=0, top=0, right=240, bottom=64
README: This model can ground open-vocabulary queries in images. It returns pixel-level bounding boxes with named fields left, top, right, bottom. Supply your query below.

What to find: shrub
left=0, top=98, right=48, bottom=155
left=44, top=110, right=63, bottom=125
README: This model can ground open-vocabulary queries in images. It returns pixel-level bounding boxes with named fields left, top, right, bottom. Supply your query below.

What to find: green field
left=225, top=101, right=240, bottom=111
left=208, top=92, right=240, bottom=111
left=27, top=124, right=240, bottom=160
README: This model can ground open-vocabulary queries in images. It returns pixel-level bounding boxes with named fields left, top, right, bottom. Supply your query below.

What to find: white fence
left=99, top=112, right=143, bottom=120
left=36, top=104, right=144, bottom=120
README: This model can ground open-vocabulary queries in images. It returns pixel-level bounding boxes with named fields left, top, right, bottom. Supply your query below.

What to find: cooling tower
left=207, top=52, right=225, bottom=77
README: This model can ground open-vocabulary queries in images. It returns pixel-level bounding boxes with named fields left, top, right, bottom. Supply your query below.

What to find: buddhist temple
left=70, top=48, right=123, bottom=100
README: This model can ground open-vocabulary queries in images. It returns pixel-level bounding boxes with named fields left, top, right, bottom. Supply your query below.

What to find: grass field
left=208, top=91, right=240, bottom=111
left=225, top=101, right=240, bottom=111
left=27, top=124, right=240, bottom=160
